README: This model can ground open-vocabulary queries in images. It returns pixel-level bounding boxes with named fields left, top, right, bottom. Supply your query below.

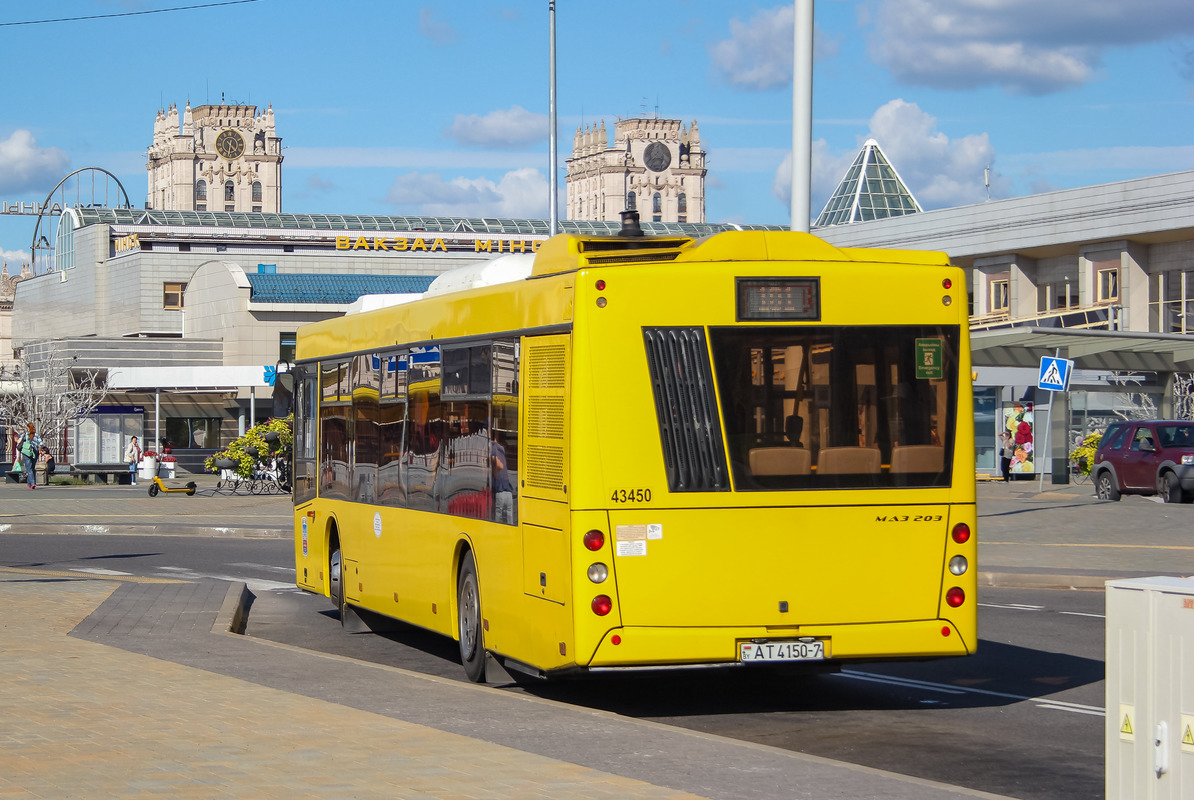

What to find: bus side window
left=491, top=339, right=519, bottom=525
left=293, top=366, right=317, bottom=504
left=319, top=360, right=351, bottom=501
left=378, top=352, right=407, bottom=507
left=352, top=354, right=380, bottom=504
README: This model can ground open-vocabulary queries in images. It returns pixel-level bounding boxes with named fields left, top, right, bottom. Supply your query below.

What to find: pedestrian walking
left=17, top=423, right=42, bottom=490
left=125, top=435, right=142, bottom=486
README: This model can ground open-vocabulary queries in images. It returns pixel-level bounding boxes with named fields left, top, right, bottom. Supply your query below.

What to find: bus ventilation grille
left=585, top=252, right=681, bottom=266
left=643, top=327, right=730, bottom=492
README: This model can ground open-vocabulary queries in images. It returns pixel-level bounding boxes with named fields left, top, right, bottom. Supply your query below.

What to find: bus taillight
left=946, top=587, right=965, bottom=607
left=592, top=595, right=612, bottom=616
left=583, top=530, right=605, bottom=551
left=951, top=523, right=971, bottom=544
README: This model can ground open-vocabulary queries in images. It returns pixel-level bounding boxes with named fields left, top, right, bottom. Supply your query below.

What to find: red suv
left=1092, top=420, right=1194, bottom=503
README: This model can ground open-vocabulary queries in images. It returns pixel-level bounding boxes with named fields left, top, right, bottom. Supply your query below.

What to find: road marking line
left=69, top=567, right=132, bottom=576
left=155, top=566, right=294, bottom=591
left=0, top=566, right=186, bottom=584
left=838, top=669, right=1105, bottom=717
left=983, top=541, right=1194, bottom=551
left=978, top=602, right=1044, bottom=611
left=227, top=562, right=294, bottom=574
left=1059, top=611, right=1105, bottom=618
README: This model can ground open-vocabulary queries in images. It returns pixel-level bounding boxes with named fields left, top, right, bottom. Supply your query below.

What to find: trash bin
left=139, top=457, right=157, bottom=480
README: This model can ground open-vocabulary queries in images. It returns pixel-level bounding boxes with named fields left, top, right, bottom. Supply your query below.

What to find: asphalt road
left=0, top=531, right=1108, bottom=800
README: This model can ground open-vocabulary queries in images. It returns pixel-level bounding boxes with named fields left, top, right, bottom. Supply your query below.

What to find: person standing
left=1000, top=430, right=1014, bottom=482
left=125, top=435, right=142, bottom=486
left=17, top=423, right=42, bottom=490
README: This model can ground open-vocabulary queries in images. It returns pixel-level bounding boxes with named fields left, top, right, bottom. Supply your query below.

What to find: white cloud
left=443, top=105, right=549, bottom=149
left=708, top=5, right=839, bottom=91
left=866, top=99, right=1003, bottom=208
left=383, top=168, right=549, bottom=218
left=419, top=8, right=458, bottom=45
left=772, top=139, right=857, bottom=224
left=2, top=248, right=31, bottom=267
left=0, top=130, right=70, bottom=194
left=773, top=99, right=1008, bottom=215
left=869, top=0, right=1194, bottom=94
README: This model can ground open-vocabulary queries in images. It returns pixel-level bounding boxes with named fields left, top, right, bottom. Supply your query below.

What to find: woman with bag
left=125, top=436, right=142, bottom=486
left=18, top=423, right=42, bottom=490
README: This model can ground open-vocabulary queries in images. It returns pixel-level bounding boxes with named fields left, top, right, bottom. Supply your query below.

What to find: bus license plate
left=739, top=640, right=824, bottom=662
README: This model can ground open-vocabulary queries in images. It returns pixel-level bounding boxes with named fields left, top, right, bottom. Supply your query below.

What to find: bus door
left=517, top=334, right=573, bottom=663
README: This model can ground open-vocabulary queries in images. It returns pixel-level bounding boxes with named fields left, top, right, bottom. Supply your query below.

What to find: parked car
left=1091, top=420, right=1194, bottom=503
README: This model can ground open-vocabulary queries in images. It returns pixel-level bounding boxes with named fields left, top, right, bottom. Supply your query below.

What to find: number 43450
left=610, top=488, right=652, bottom=503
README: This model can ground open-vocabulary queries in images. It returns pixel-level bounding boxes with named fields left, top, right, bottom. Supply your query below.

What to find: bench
left=70, top=464, right=135, bottom=484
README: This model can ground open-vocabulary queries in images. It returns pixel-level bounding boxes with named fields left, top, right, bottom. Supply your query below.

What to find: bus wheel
left=457, top=551, right=487, bottom=683
left=329, top=545, right=346, bottom=624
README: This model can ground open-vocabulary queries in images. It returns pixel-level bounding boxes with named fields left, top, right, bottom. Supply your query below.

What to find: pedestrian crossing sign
left=1038, top=356, right=1074, bottom=392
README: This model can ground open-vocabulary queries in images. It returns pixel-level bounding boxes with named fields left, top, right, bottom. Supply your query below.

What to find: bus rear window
left=710, top=326, right=958, bottom=490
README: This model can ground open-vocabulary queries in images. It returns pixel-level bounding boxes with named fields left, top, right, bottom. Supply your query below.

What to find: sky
left=1, top=0, right=1193, bottom=267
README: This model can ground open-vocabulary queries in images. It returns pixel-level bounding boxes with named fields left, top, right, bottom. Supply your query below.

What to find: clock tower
left=146, top=101, right=283, bottom=213
left=565, top=117, right=705, bottom=224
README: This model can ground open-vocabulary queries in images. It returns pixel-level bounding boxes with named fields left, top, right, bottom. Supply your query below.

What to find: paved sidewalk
left=1, top=573, right=1014, bottom=800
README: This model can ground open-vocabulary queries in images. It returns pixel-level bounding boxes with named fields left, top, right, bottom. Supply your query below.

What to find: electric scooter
left=147, top=457, right=197, bottom=497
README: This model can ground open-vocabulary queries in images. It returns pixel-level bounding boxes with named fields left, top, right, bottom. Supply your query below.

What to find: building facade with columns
left=146, top=102, right=283, bottom=214
left=565, top=117, right=705, bottom=224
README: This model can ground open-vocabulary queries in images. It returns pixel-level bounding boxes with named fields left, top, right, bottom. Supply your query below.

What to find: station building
left=9, top=208, right=779, bottom=471
left=817, top=169, right=1194, bottom=481
left=7, top=101, right=1194, bottom=483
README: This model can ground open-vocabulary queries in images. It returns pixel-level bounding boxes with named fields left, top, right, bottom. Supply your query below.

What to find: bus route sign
left=915, top=338, right=943, bottom=379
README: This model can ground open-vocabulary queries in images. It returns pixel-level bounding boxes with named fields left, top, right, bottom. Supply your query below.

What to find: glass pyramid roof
left=814, top=139, right=922, bottom=228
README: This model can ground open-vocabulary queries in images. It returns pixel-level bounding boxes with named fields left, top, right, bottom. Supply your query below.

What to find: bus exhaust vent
left=643, top=327, right=730, bottom=492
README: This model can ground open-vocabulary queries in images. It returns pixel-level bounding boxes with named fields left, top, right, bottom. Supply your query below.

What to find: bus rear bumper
left=585, top=618, right=974, bottom=668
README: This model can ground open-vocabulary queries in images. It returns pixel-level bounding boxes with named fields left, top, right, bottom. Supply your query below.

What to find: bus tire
left=457, top=550, right=487, bottom=683
left=329, top=542, right=347, bottom=625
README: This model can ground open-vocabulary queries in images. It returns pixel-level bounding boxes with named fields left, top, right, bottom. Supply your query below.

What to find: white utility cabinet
left=1106, top=576, right=1194, bottom=799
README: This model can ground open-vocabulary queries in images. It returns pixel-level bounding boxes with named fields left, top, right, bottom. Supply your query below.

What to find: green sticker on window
left=915, top=339, right=943, bottom=379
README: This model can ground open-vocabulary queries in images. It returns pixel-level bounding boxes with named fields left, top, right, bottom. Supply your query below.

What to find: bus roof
left=530, top=230, right=949, bottom=277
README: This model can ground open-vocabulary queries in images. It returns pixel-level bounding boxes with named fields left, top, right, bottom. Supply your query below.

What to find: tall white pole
left=791, top=1, right=813, bottom=232
left=548, top=1, right=559, bottom=236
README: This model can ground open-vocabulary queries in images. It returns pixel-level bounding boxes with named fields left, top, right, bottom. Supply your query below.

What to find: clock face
left=643, top=141, right=672, bottom=172
left=215, top=129, right=245, bottom=160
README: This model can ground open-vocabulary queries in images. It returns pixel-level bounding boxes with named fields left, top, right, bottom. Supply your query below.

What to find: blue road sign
left=1038, top=356, right=1074, bottom=392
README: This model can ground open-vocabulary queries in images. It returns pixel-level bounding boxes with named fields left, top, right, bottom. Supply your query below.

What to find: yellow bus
left=292, top=222, right=977, bottom=682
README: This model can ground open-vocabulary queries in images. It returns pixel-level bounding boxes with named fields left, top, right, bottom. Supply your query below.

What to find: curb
left=978, top=570, right=1116, bottom=590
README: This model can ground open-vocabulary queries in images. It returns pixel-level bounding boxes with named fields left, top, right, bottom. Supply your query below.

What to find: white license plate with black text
left=739, top=640, right=825, bottom=662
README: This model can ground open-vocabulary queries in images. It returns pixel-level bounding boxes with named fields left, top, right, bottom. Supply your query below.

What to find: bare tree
left=0, top=347, right=107, bottom=459
left=1173, top=373, right=1194, bottom=420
